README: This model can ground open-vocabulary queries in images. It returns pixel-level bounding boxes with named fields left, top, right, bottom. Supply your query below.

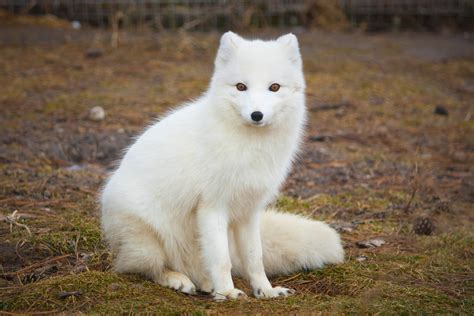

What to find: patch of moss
left=275, top=196, right=310, bottom=213
left=29, top=212, right=104, bottom=256
left=306, top=187, right=402, bottom=212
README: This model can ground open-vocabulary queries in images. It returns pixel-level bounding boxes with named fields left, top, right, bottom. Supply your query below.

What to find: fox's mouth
left=249, top=121, right=266, bottom=127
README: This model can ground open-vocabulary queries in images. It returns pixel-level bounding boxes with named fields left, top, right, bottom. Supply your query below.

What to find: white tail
left=231, top=209, right=344, bottom=277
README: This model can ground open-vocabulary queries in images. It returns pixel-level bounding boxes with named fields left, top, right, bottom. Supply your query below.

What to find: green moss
left=28, top=212, right=104, bottom=256
left=305, top=188, right=402, bottom=212
left=275, top=196, right=310, bottom=213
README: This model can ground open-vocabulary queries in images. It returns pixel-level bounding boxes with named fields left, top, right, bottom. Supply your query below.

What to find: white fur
left=101, top=32, right=344, bottom=300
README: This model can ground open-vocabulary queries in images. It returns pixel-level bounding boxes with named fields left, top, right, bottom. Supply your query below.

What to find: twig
left=15, top=239, right=26, bottom=261
left=110, top=11, right=124, bottom=49
left=404, top=186, right=418, bottom=213
left=180, top=14, right=215, bottom=31
left=278, top=272, right=302, bottom=283
left=3, top=254, right=72, bottom=277
left=5, top=210, right=32, bottom=236
left=465, top=111, right=471, bottom=121
left=179, top=3, right=231, bottom=32
left=74, top=232, right=81, bottom=262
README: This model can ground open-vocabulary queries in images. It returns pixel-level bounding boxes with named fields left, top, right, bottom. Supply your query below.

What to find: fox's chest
left=198, top=125, right=299, bottom=210
left=206, top=144, right=288, bottom=207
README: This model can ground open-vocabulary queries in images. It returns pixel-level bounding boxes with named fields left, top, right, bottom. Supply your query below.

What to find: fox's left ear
left=276, top=33, right=301, bottom=65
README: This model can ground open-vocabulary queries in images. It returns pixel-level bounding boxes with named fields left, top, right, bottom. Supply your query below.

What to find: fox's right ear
left=215, top=31, right=243, bottom=67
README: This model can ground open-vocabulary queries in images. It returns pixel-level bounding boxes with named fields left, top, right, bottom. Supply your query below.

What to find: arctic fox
left=101, top=32, right=344, bottom=300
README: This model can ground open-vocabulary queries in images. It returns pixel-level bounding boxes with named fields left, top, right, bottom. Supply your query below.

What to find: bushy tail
left=260, top=209, right=344, bottom=277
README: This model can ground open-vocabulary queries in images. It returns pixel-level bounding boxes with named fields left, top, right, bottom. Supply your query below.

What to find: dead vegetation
left=0, top=20, right=473, bottom=314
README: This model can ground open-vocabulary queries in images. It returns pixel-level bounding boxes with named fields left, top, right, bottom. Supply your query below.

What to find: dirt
left=0, top=21, right=473, bottom=314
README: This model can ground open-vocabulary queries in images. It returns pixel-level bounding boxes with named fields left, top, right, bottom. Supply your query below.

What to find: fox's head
left=209, top=31, right=305, bottom=129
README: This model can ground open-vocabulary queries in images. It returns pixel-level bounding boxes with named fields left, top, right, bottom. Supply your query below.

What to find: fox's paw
left=159, top=271, right=196, bottom=295
left=254, top=286, right=295, bottom=299
left=213, top=288, right=247, bottom=301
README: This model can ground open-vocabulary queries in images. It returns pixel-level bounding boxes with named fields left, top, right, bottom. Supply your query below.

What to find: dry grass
left=0, top=22, right=473, bottom=314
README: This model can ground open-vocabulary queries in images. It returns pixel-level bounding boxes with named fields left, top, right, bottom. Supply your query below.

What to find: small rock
left=109, top=283, right=121, bottom=291
left=71, top=21, right=81, bottom=30
left=65, top=164, right=83, bottom=171
left=356, top=238, right=386, bottom=248
left=434, top=106, right=448, bottom=116
left=85, top=48, right=103, bottom=59
left=335, top=108, right=346, bottom=117
left=71, top=265, right=88, bottom=273
left=330, top=221, right=358, bottom=233
left=356, top=255, right=368, bottom=262
left=89, top=106, right=106, bottom=121
left=79, top=252, right=93, bottom=261
left=413, top=217, right=435, bottom=235
left=58, top=291, right=82, bottom=299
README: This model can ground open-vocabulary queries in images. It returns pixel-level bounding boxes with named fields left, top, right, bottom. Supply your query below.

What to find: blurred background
left=1, top=0, right=473, bottom=314
left=2, top=0, right=473, bottom=31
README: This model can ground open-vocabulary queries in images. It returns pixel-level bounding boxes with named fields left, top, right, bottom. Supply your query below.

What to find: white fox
left=101, top=32, right=344, bottom=300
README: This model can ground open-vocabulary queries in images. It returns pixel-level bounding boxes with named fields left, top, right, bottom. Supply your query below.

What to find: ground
left=0, top=21, right=473, bottom=314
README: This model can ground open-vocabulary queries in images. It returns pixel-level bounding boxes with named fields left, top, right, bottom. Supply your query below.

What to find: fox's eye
left=236, top=83, right=247, bottom=91
left=269, top=83, right=280, bottom=92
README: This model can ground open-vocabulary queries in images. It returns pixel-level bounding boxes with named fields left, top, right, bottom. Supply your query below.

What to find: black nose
left=251, top=111, right=263, bottom=122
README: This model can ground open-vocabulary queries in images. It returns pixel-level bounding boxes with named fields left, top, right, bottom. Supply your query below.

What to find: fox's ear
left=276, top=33, right=301, bottom=65
left=215, top=31, right=243, bottom=66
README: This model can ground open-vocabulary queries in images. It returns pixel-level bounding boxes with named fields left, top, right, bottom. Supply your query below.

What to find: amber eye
left=236, top=83, right=247, bottom=91
left=269, top=83, right=280, bottom=92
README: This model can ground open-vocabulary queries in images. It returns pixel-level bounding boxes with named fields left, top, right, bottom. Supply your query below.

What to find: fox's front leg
left=234, top=211, right=295, bottom=299
left=197, top=206, right=247, bottom=300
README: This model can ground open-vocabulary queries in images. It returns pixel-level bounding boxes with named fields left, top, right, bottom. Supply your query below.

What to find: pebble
left=89, top=106, right=106, bottom=121
left=356, top=255, right=368, bottom=262
left=330, top=221, right=358, bottom=233
left=109, top=283, right=121, bottom=291
left=71, top=21, right=81, bottom=30
left=356, top=238, right=386, bottom=248
left=65, top=164, right=84, bottom=171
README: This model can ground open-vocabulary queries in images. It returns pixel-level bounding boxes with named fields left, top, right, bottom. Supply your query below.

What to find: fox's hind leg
left=106, top=214, right=196, bottom=294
